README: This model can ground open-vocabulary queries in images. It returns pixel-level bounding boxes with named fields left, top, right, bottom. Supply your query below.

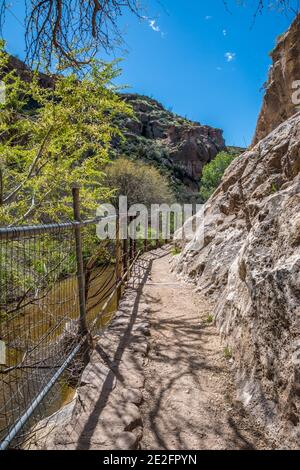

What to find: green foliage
left=225, top=146, right=246, bottom=156
left=199, top=151, right=236, bottom=202
left=0, top=235, right=77, bottom=307
left=104, top=157, right=174, bottom=207
left=171, top=245, right=181, bottom=256
left=271, top=182, right=278, bottom=194
left=117, top=137, right=194, bottom=203
left=206, top=314, right=214, bottom=324
left=0, top=48, right=134, bottom=310
left=224, top=346, right=233, bottom=360
left=0, top=47, right=132, bottom=225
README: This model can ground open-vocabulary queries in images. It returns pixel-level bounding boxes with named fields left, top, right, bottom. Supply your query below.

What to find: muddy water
left=0, top=265, right=118, bottom=443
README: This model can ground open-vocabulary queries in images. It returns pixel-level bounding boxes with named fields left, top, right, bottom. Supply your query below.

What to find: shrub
left=206, top=314, right=214, bottom=324
left=224, top=346, right=233, bottom=360
left=0, top=46, right=131, bottom=225
left=104, top=157, right=174, bottom=207
left=171, top=245, right=181, bottom=256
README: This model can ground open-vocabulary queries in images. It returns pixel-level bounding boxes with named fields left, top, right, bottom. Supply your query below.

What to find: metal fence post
left=156, top=233, right=160, bottom=248
left=115, top=213, right=122, bottom=304
left=129, top=216, right=134, bottom=263
left=123, top=238, right=128, bottom=280
left=72, top=185, right=88, bottom=341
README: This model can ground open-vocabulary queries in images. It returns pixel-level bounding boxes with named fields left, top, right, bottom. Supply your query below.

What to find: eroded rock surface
left=119, top=94, right=225, bottom=192
left=174, top=113, right=300, bottom=448
left=253, top=14, right=300, bottom=145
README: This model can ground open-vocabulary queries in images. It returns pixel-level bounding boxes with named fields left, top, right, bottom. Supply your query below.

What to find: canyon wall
left=175, top=15, right=300, bottom=447
left=117, top=94, right=226, bottom=197
left=253, top=14, right=300, bottom=144
left=175, top=112, right=300, bottom=448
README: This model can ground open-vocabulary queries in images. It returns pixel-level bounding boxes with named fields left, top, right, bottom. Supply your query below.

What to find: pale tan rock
left=174, top=112, right=300, bottom=448
left=122, top=388, right=143, bottom=405
left=115, top=432, right=139, bottom=450
left=253, top=14, right=300, bottom=145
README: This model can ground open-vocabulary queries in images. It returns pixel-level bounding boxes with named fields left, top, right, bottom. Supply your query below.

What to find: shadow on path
left=140, top=253, right=271, bottom=450
left=76, top=248, right=169, bottom=450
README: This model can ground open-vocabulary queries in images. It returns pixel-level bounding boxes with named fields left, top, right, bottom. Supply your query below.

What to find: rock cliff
left=174, top=15, right=300, bottom=447
left=175, top=107, right=300, bottom=447
left=253, top=14, right=300, bottom=145
left=117, top=94, right=226, bottom=198
left=174, top=111, right=300, bottom=448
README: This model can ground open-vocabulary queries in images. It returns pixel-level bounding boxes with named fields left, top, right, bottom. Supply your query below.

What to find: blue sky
left=1, top=0, right=297, bottom=146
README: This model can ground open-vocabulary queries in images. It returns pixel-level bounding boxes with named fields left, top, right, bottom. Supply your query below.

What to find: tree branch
left=3, top=125, right=54, bottom=205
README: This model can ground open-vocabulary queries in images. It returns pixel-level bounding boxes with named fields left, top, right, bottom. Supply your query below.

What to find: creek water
left=0, top=265, right=118, bottom=444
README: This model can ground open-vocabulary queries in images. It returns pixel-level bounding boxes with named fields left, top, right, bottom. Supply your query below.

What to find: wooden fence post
left=156, top=233, right=160, bottom=249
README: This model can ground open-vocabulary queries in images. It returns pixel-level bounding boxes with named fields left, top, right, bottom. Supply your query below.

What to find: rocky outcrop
left=174, top=113, right=300, bottom=448
left=166, top=123, right=225, bottom=182
left=173, top=15, right=300, bottom=448
left=118, top=94, right=226, bottom=195
left=253, top=14, right=300, bottom=145
left=3, top=55, right=55, bottom=89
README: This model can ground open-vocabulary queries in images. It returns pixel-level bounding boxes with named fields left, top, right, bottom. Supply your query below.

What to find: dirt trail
left=140, top=249, right=272, bottom=450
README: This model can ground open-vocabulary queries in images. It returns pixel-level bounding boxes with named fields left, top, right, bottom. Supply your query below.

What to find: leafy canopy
left=0, top=46, right=132, bottom=225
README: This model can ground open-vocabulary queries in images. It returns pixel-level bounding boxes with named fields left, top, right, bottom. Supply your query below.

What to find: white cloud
left=149, top=19, right=160, bottom=33
left=225, top=52, right=236, bottom=62
left=205, top=15, right=213, bottom=20
left=142, top=16, right=163, bottom=35
left=222, top=29, right=227, bottom=36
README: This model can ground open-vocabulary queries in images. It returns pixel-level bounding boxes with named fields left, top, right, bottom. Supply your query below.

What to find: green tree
left=0, top=47, right=132, bottom=225
left=199, top=151, right=236, bottom=202
left=104, top=157, right=174, bottom=208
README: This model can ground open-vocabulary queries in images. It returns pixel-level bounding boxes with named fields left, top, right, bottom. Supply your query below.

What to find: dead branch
left=0, top=1, right=144, bottom=69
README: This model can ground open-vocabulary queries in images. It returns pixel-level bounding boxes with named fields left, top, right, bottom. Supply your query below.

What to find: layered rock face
left=174, top=113, right=300, bottom=448
left=253, top=14, right=300, bottom=145
left=119, top=94, right=225, bottom=193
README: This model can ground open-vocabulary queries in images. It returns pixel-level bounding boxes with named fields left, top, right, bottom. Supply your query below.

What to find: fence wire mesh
left=0, top=211, right=168, bottom=450
left=0, top=220, right=124, bottom=449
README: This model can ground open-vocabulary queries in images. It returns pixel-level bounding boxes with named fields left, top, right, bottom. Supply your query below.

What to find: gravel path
left=140, top=248, right=272, bottom=450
